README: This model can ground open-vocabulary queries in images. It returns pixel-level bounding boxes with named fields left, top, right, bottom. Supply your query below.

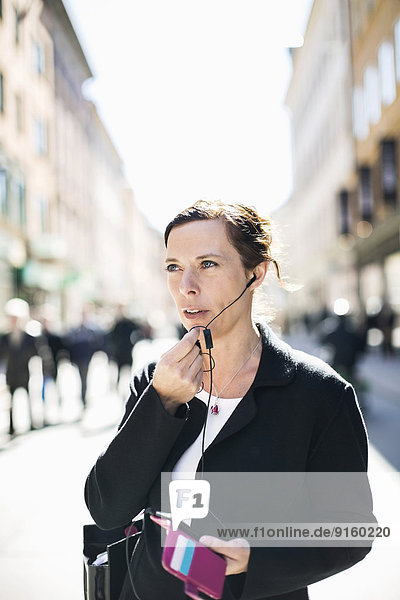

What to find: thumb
left=199, top=535, right=240, bottom=558
left=199, top=535, right=221, bottom=547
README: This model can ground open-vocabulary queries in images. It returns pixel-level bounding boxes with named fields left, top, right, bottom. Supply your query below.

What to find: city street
left=0, top=337, right=399, bottom=599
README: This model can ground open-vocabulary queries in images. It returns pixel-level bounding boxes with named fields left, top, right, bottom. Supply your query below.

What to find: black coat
left=85, top=324, right=374, bottom=600
left=65, top=323, right=103, bottom=365
left=0, top=331, right=37, bottom=391
left=108, top=317, right=142, bottom=366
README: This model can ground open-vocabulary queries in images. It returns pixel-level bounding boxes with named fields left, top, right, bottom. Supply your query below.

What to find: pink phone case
left=150, top=515, right=226, bottom=600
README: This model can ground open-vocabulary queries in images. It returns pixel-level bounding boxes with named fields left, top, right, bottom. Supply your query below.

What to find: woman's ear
left=248, top=262, right=268, bottom=289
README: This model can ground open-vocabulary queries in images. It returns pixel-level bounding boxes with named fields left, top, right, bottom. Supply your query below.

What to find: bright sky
left=63, top=0, right=313, bottom=233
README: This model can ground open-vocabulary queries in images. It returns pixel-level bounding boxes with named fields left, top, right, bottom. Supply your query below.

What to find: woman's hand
left=152, top=328, right=203, bottom=415
left=199, top=535, right=250, bottom=575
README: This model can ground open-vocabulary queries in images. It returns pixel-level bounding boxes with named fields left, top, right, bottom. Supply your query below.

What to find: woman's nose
left=179, top=269, right=200, bottom=296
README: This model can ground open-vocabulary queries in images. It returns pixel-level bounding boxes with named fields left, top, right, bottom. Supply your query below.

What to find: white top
left=171, top=389, right=243, bottom=480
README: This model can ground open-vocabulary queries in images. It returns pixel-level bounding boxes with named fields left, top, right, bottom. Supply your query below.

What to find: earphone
left=246, top=273, right=258, bottom=288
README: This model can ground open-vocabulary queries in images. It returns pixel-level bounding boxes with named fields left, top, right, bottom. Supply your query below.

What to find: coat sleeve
left=235, top=384, right=375, bottom=600
left=84, top=363, right=189, bottom=530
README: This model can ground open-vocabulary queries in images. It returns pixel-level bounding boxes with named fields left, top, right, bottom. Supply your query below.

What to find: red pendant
left=210, top=404, right=219, bottom=415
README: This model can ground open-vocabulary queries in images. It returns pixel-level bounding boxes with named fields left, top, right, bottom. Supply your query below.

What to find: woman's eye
left=166, top=264, right=180, bottom=272
left=201, top=260, right=217, bottom=269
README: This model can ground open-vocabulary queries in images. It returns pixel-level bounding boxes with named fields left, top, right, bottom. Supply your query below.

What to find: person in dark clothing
left=108, top=306, right=142, bottom=385
left=35, top=309, right=67, bottom=421
left=377, top=301, right=396, bottom=356
left=65, top=308, right=104, bottom=409
left=0, top=299, right=38, bottom=435
left=85, top=201, right=374, bottom=600
left=40, top=319, right=66, bottom=383
left=320, top=314, right=365, bottom=384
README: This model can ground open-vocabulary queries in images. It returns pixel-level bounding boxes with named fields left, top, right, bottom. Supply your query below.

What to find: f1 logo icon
left=169, top=480, right=210, bottom=530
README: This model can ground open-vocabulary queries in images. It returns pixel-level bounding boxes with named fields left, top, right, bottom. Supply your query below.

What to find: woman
left=85, top=200, right=374, bottom=600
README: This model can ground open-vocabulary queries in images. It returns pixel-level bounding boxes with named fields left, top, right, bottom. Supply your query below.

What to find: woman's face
left=165, top=219, right=252, bottom=337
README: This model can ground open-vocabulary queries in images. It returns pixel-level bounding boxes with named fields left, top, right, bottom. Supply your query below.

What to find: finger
left=199, top=536, right=249, bottom=558
left=159, top=328, right=197, bottom=357
left=224, top=558, right=243, bottom=576
left=199, top=536, right=235, bottom=557
left=188, top=352, right=203, bottom=375
left=180, top=349, right=202, bottom=394
left=174, top=344, right=201, bottom=379
left=167, top=328, right=200, bottom=362
left=185, top=344, right=202, bottom=369
left=190, top=357, right=204, bottom=390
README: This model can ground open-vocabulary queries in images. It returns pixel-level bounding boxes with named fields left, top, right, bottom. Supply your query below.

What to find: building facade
left=280, top=0, right=356, bottom=325
left=0, top=0, right=56, bottom=312
left=350, top=0, right=400, bottom=320
left=277, top=0, right=399, bottom=336
left=1, top=0, right=167, bottom=329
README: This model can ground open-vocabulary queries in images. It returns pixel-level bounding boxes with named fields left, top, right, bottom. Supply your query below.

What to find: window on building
left=0, top=169, right=26, bottom=230
left=364, top=65, right=381, bottom=125
left=7, top=175, right=24, bottom=226
left=359, top=167, right=374, bottom=222
left=394, top=18, right=400, bottom=82
left=0, top=72, right=4, bottom=113
left=32, top=40, right=45, bottom=74
left=39, top=196, right=48, bottom=233
left=352, top=86, right=368, bottom=140
left=338, top=190, right=351, bottom=236
left=378, top=41, right=396, bottom=106
left=14, top=7, right=20, bottom=45
left=34, top=118, right=47, bottom=155
left=15, top=93, right=23, bottom=132
left=7, top=180, right=16, bottom=221
left=0, top=167, right=7, bottom=216
left=16, top=177, right=26, bottom=227
left=381, top=139, right=398, bottom=206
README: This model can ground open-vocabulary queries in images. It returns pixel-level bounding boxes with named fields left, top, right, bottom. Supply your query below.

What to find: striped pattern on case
left=170, top=534, right=196, bottom=575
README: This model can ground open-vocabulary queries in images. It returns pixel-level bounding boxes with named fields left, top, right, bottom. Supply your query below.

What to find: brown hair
left=164, top=199, right=284, bottom=285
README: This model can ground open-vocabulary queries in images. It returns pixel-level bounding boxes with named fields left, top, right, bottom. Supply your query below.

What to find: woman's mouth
left=182, top=309, right=209, bottom=320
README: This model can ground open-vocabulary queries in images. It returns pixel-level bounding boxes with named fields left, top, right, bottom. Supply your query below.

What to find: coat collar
left=253, top=322, right=297, bottom=388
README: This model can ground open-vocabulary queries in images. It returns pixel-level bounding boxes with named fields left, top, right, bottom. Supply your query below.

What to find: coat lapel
left=207, top=386, right=257, bottom=449
left=162, top=397, right=207, bottom=471
left=206, top=324, right=297, bottom=450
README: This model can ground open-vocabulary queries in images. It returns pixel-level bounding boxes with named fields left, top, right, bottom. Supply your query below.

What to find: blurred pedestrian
left=302, top=311, right=313, bottom=333
left=36, top=305, right=66, bottom=419
left=107, top=305, right=142, bottom=386
left=65, top=305, right=104, bottom=409
left=320, top=314, right=365, bottom=384
left=377, top=301, right=396, bottom=356
left=0, top=298, right=38, bottom=435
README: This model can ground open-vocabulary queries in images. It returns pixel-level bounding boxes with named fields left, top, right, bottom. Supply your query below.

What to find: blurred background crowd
left=0, top=297, right=155, bottom=436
